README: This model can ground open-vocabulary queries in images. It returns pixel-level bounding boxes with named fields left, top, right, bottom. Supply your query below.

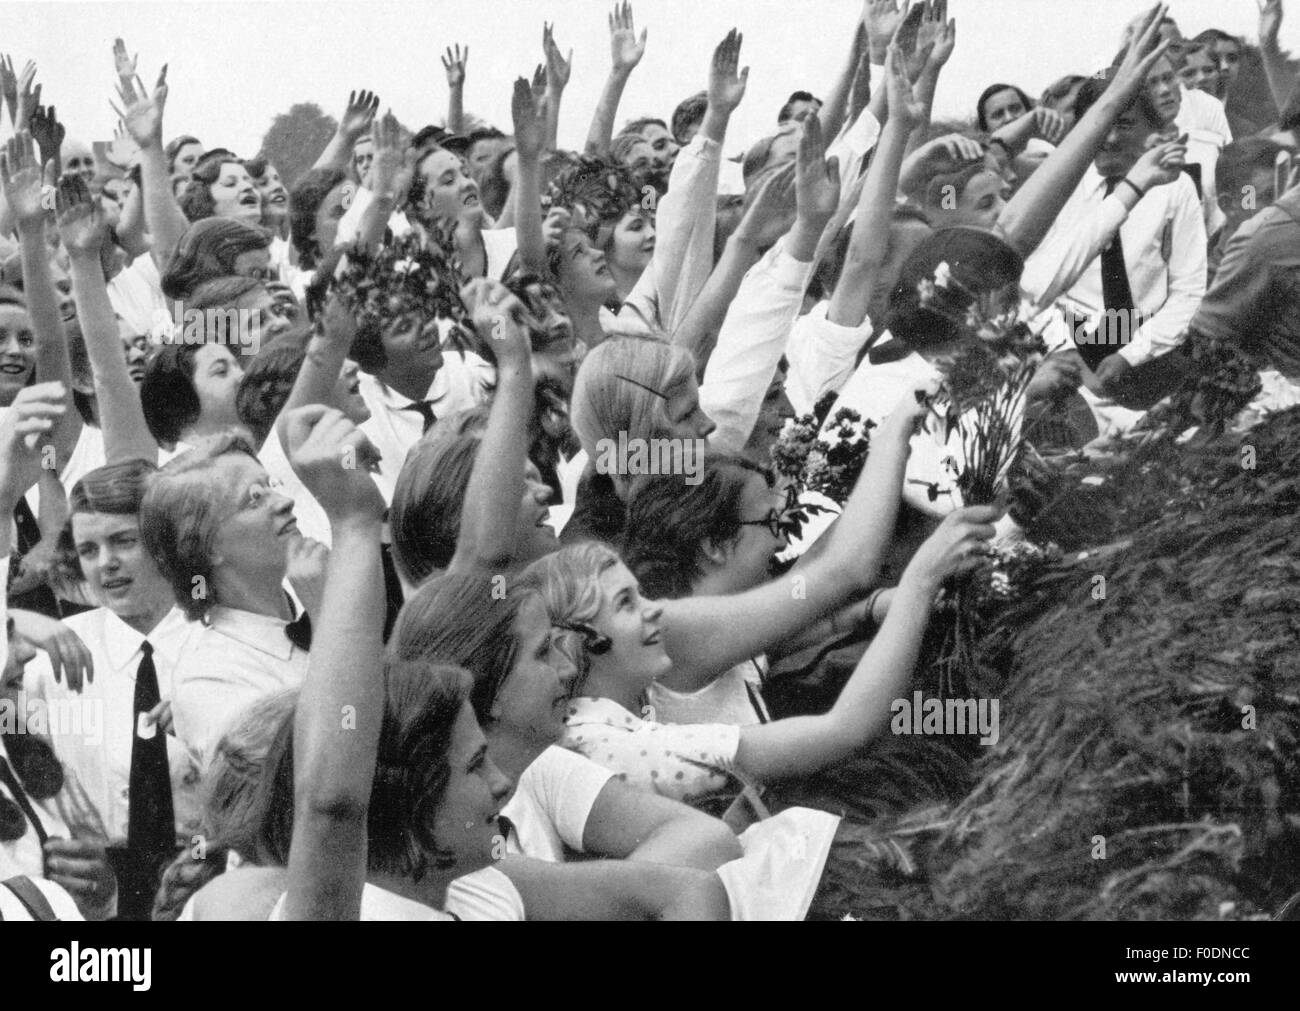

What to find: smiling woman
left=178, top=152, right=262, bottom=225
left=0, top=288, right=37, bottom=409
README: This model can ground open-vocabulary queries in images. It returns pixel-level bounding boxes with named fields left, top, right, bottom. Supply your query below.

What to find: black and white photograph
left=0, top=0, right=1293, bottom=981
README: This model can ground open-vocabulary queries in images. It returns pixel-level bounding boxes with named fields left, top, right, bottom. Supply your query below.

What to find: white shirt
left=266, top=871, right=525, bottom=921
left=647, top=659, right=770, bottom=727
left=700, top=238, right=815, bottom=453
left=501, top=745, right=614, bottom=862
left=22, top=606, right=201, bottom=845
left=357, top=352, right=495, bottom=505
left=0, top=736, right=71, bottom=882
left=172, top=606, right=310, bottom=769
left=22, top=423, right=106, bottom=520
left=1031, top=166, right=1207, bottom=368
left=107, top=256, right=168, bottom=340
left=1176, top=86, right=1232, bottom=234
left=786, top=300, right=876, bottom=416
left=619, top=133, right=723, bottom=336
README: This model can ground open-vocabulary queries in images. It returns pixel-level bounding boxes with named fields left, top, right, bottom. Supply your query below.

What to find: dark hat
left=439, top=134, right=472, bottom=157
left=410, top=125, right=453, bottom=153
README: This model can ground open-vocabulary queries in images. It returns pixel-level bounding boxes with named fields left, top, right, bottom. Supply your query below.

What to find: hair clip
left=558, top=621, right=612, bottom=655
left=613, top=374, right=669, bottom=400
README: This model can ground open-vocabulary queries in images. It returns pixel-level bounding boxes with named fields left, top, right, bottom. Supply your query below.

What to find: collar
left=563, top=695, right=645, bottom=730
left=206, top=606, right=297, bottom=662
left=359, top=368, right=449, bottom=413
left=99, top=606, right=189, bottom=674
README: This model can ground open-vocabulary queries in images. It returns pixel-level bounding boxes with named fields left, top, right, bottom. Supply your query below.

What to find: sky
left=2, top=0, right=1297, bottom=160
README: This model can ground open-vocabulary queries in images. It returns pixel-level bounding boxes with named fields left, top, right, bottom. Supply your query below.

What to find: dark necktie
left=1082, top=178, right=1139, bottom=372
left=1182, top=162, right=1202, bottom=199
left=0, top=756, right=48, bottom=845
left=401, top=400, right=438, bottom=434
left=127, top=641, right=173, bottom=860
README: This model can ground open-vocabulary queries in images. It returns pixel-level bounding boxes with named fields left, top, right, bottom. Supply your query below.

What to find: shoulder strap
left=1, top=876, right=60, bottom=921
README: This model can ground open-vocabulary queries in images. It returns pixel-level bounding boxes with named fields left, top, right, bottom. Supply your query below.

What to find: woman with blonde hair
left=562, top=335, right=715, bottom=544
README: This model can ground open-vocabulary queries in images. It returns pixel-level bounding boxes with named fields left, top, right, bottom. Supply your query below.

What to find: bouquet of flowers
left=770, top=394, right=875, bottom=542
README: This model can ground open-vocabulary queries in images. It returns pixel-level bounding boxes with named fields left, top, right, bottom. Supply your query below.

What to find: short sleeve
left=446, top=867, right=526, bottom=921
left=562, top=721, right=742, bottom=805
left=514, top=747, right=614, bottom=855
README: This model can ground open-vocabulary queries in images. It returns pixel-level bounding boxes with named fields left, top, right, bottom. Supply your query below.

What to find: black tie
left=1182, top=162, right=1202, bottom=199
left=0, top=756, right=48, bottom=845
left=1081, top=178, right=1139, bottom=372
left=401, top=400, right=438, bottom=434
left=127, top=642, right=173, bottom=860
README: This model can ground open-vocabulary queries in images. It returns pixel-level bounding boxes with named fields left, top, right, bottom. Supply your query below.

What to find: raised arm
left=996, top=3, right=1171, bottom=258
left=511, top=78, right=550, bottom=277
left=352, top=112, right=414, bottom=255
left=280, top=405, right=386, bottom=921
left=904, top=0, right=955, bottom=156
left=281, top=289, right=356, bottom=419
left=542, top=23, right=572, bottom=153
left=582, top=776, right=742, bottom=870
left=442, top=47, right=467, bottom=135
left=448, top=282, right=534, bottom=573
left=585, top=3, right=648, bottom=156
left=1, top=132, right=82, bottom=467
left=828, top=42, right=926, bottom=328
left=112, top=49, right=189, bottom=273
left=659, top=391, right=928, bottom=691
left=821, top=20, right=867, bottom=144
left=734, top=505, right=997, bottom=783
left=671, top=162, right=794, bottom=366
left=310, top=90, right=379, bottom=177
left=497, top=857, right=730, bottom=920
left=55, top=176, right=157, bottom=464
left=1259, top=1, right=1295, bottom=113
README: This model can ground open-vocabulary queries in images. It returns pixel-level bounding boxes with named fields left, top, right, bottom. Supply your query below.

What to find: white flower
left=933, top=261, right=953, bottom=289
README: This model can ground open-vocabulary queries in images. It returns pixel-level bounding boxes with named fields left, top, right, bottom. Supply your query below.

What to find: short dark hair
left=178, top=152, right=247, bottom=222
left=288, top=168, right=348, bottom=269
left=777, top=90, right=822, bottom=125
left=624, top=454, right=774, bottom=599
left=140, top=343, right=204, bottom=446
left=671, top=91, right=708, bottom=144
left=57, top=459, right=158, bottom=584
left=162, top=218, right=273, bottom=301
left=1216, top=138, right=1287, bottom=207
left=975, top=84, right=1033, bottom=132
left=235, top=342, right=306, bottom=446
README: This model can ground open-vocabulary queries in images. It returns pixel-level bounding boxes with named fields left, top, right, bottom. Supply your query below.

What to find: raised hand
left=708, top=29, right=749, bottom=115
left=795, top=112, right=841, bottom=230
left=13, top=59, right=40, bottom=129
left=1259, top=0, right=1284, bottom=47
left=543, top=22, right=573, bottom=92
left=884, top=41, right=926, bottom=130
left=917, top=1, right=948, bottom=56
left=0, top=381, right=67, bottom=514
left=369, top=111, right=416, bottom=202
left=338, top=89, right=379, bottom=144
left=0, top=55, right=17, bottom=125
left=1111, top=4, right=1171, bottom=104
left=609, top=2, right=647, bottom=75
left=29, top=104, right=65, bottom=168
left=55, top=174, right=110, bottom=257
left=286, top=535, right=331, bottom=620
left=922, top=4, right=956, bottom=72
left=0, top=131, right=51, bottom=232
left=894, top=3, right=933, bottom=83
left=112, top=37, right=138, bottom=89
left=864, top=0, right=905, bottom=63
left=461, top=278, right=531, bottom=370
left=282, top=405, right=385, bottom=523
left=442, top=45, right=468, bottom=89
left=110, top=62, right=169, bottom=148
left=531, top=64, right=548, bottom=103
left=512, top=76, right=549, bottom=161
left=733, top=161, right=797, bottom=248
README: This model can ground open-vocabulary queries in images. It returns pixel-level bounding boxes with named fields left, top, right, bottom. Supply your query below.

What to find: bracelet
left=1118, top=177, right=1145, bottom=200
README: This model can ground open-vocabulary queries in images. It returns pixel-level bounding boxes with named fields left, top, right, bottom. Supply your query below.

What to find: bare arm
left=280, top=406, right=386, bottom=921
left=996, top=4, right=1170, bottom=258
left=497, top=857, right=730, bottom=920
left=511, top=78, right=549, bottom=277
left=448, top=283, right=534, bottom=573
left=2, top=132, right=82, bottom=468
left=585, top=3, right=647, bottom=156
left=582, top=776, right=742, bottom=870
left=441, top=48, right=466, bottom=135
left=310, top=90, right=379, bottom=176
left=542, top=24, right=572, bottom=153
left=56, top=176, right=157, bottom=464
left=829, top=42, right=925, bottom=328
left=112, top=54, right=189, bottom=274
left=1259, top=0, right=1295, bottom=113
left=659, top=392, right=927, bottom=690
left=735, top=506, right=997, bottom=783
left=820, top=21, right=866, bottom=143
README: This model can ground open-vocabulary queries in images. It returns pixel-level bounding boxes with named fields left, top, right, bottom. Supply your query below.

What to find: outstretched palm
left=112, top=65, right=168, bottom=147
left=56, top=177, right=109, bottom=256
left=610, top=2, right=647, bottom=73
left=0, top=132, right=48, bottom=230
left=339, top=90, right=379, bottom=143
left=709, top=29, right=749, bottom=114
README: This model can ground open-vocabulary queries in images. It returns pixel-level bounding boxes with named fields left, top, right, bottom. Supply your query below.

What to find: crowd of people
left=0, top=0, right=1298, bottom=922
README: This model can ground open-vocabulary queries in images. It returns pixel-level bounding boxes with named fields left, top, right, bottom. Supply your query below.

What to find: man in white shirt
left=22, top=461, right=202, bottom=918
left=1028, top=78, right=1207, bottom=431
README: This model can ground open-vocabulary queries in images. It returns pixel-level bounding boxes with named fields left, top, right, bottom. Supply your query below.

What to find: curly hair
left=288, top=167, right=348, bottom=269
left=235, top=341, right=306, bottom=446
left=178, top=152, right=248, bottom=222
left=162, top=218, right=274, bottom=301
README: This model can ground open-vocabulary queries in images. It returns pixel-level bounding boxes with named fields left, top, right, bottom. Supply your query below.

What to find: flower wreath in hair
left=543, top=155, right=646, bottom=243
left=331, top=230, right=476, bottom=354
